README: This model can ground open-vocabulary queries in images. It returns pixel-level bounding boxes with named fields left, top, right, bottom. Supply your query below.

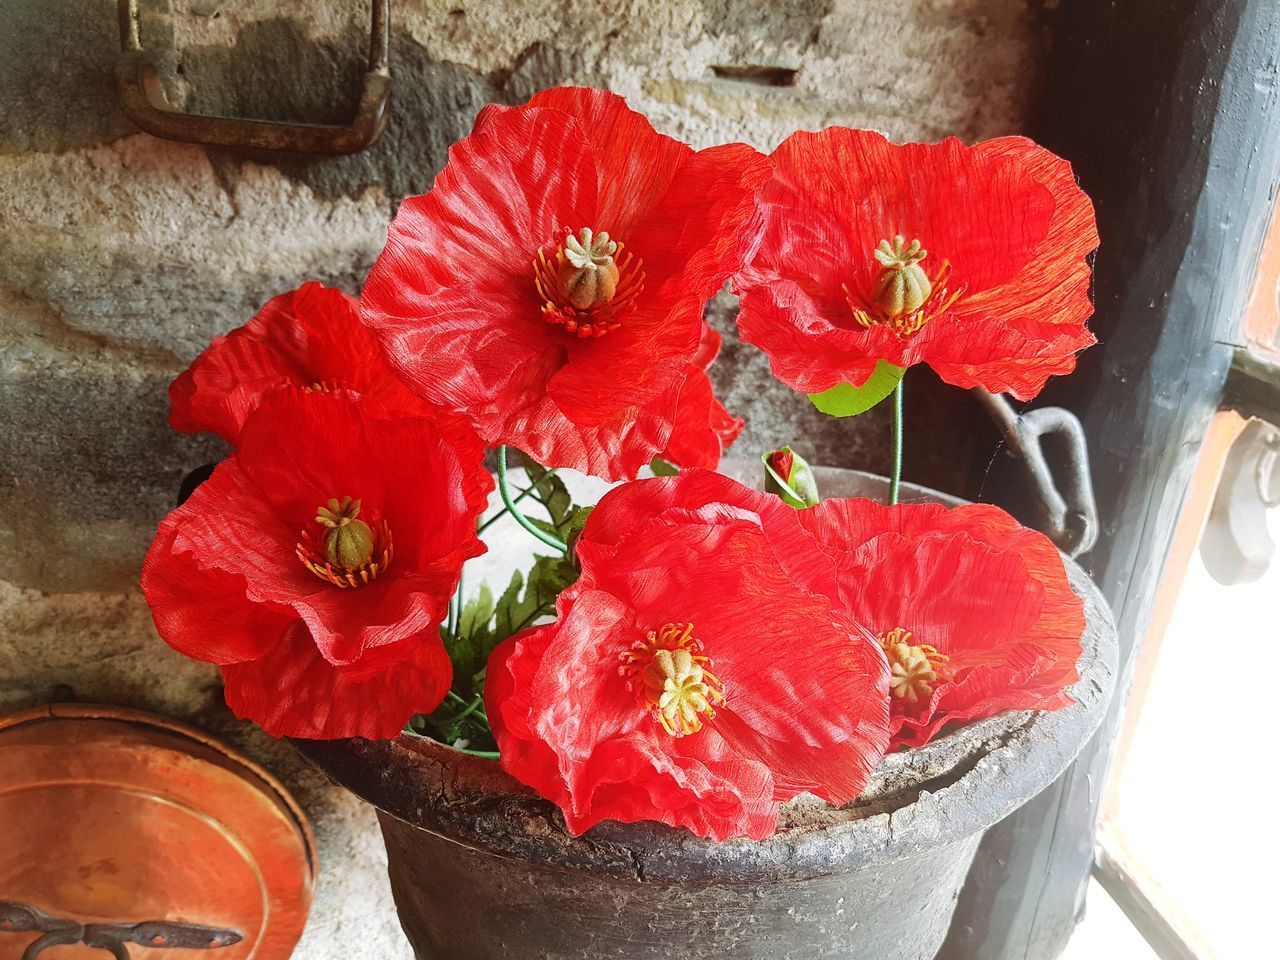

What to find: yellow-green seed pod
left=557, top=227, right=621, bottom=308
left=873, top=263, right=932, bottom=318
left=325, top=517, right=375, bottom=570
left=871, top=235, right=932, bottom=318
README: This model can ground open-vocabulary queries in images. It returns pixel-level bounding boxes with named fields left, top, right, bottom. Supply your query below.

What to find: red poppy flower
left=796, top=498, right=1085, bottom=747
left=142, top=388, right=493, bottom=739
left=361, top=87, right=767, bottom=480
left=657, top=327, right=744, bottom=470
left=169, top=281, right=434, bottom=445
left=735, top=128, right=1098, bottom=401
left=485, top=471, right=890, bottom=840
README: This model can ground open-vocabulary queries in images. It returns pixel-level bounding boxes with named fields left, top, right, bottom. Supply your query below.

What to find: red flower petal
left=362, top=107, right=596, bottom=402
left=363, top=90, right=764, bottom=479
left=142, top=461, right=296, bottom=665
left=169, top=282, right=431, bottom=444
left=488, top=588, right=780, bottom=840
left=736, top=128, right=1097, bottom=398
left=487, top=472, right=889, bottom=839
left=659, top=328, right=744, bottom=470
left=143, top=389, right=490, bottom=738
left=798, top=499, right=1084, bottom=746
left=927, top=136, right=1099, bottom=397
left=480, top=87, right=693, bottom=239
left=574, top=469, right=841, bottom=598
left=227, top=391, right=489, bottom=666
left=223, top=623, right=452, bottom=739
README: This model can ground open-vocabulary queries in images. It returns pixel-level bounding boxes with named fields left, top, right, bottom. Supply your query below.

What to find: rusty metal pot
left=297, top=468, right=1118, bottom=960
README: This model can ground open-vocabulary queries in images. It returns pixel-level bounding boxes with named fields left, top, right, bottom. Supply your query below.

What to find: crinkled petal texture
left=170, top=281, right=434, bottom=444
left=362, top=87, right=767, bottom=480
left=659, top=327, right=744, bottom=470
left=142, top=389, right=493, bottom=739
left=486, top=471, right=890, bottom=841
left=736, top=128, right=1098, bottom=400
left=797, top=499, right=1085, bottom=747
left=222, top=622, right=453, bottom=739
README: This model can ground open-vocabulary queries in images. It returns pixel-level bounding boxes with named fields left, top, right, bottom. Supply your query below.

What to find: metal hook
left=1, top=900, right=242, bottom=959
left=115, top=0, right=390, bottom=155
left=973, top=387, right=1100, bottom=557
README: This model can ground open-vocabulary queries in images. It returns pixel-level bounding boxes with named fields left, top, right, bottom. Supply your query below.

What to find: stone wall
left=0, top=0, right=1043, bottom=955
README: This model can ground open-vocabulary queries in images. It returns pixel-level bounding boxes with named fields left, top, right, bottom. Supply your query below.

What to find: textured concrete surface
left=0, top=1, right=1042, bottom=956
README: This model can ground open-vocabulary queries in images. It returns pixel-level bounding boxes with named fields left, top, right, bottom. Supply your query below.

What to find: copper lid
left=0, top=704, right=316, bottom=959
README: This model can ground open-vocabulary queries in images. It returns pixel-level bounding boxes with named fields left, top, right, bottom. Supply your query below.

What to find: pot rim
left=295, top=471, right=1118, bottom=883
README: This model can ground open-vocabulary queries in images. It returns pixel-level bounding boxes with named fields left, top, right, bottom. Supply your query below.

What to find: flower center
left=843, top=235, right=962, bottom=338
left=533, top=227, right=645, bottom=339
left=879, top=626, right=950, bottom=705
left=619, top=622, right=725, bottom=737
left=295, top=496, right=394, bottom=589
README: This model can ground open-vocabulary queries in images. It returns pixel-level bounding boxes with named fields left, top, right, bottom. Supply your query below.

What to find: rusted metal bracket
left=115, top=0, right=390, bottom=155
left=0, top=901, right=242, bottom=960
left=973, top=387, right=1099, bottom=557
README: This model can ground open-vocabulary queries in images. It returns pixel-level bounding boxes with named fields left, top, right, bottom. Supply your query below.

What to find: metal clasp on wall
left=973, top=388, right=1100, bottom=557
left=115, top=0, right=390, bottom=155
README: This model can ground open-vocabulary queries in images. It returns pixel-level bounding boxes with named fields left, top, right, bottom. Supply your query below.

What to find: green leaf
left=650, top=457, right=679, bottom=476
left=519, top=453, right=578, bottom=539
left=442, top=555, right=580, bottom=700
left=416, top=452, right=593, bottom=753
left=456, top=582, right=494, bottom=640
left=561, top=505, right=593, bottom=552
left=808, top=361, right=905, bottom=417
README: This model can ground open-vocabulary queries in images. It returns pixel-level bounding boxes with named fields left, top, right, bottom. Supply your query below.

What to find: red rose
left=170, top=281, right=433, bottom=444
left=658, top=327, right=744, bottom=470
left=142, top=389, right=493, bottom=739
left=736, top=129, right=1098, bottom=400
left=361, top=87, right=766, bottom=480
left=796, top=499, right=1085, bottom=747
left=486, top=471, right=890, bottom=840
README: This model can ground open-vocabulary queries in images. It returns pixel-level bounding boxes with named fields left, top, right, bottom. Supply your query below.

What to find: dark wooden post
left=940, top=1, right=1280, bottom=957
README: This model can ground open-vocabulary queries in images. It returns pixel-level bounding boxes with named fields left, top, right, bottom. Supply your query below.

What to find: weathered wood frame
left=940, top=1, right=1280, bottom=958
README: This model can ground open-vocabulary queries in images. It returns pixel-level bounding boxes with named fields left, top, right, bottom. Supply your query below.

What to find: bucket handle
left=973, top=388, right=1099, bottom=557
left=115, top=0, right=390, bottom=155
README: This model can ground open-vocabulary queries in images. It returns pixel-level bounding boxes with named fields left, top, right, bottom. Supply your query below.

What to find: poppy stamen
left=296, top=496, right=394, bottom=589
left=844, top=235, right=963, bottom=338
left=879, top=626, right=950, bottom=704
left=620, top=622, right=725, bottom=737
left=534, top=227, right=645, bottom=338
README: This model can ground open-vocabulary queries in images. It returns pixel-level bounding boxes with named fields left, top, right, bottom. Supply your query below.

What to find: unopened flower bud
left=763, top=446, right=820, bottom=509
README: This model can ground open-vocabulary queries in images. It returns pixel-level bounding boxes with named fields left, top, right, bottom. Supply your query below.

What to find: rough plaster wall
left=0, top=0, right=1042, bottom=955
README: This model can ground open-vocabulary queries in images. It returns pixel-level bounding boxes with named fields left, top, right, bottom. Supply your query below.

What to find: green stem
left=497, top=447, right=568, bottom=553
left=889, top=379, right=904, bottom=506
left=477, top=472, right=556, bottom=533
left=452, top=693, right=488, bottom=724
left=448, top=567, right=464, bottom=635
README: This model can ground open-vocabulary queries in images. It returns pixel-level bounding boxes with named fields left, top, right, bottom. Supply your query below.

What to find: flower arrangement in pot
left=142, top=89, right=1115, bottom=960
